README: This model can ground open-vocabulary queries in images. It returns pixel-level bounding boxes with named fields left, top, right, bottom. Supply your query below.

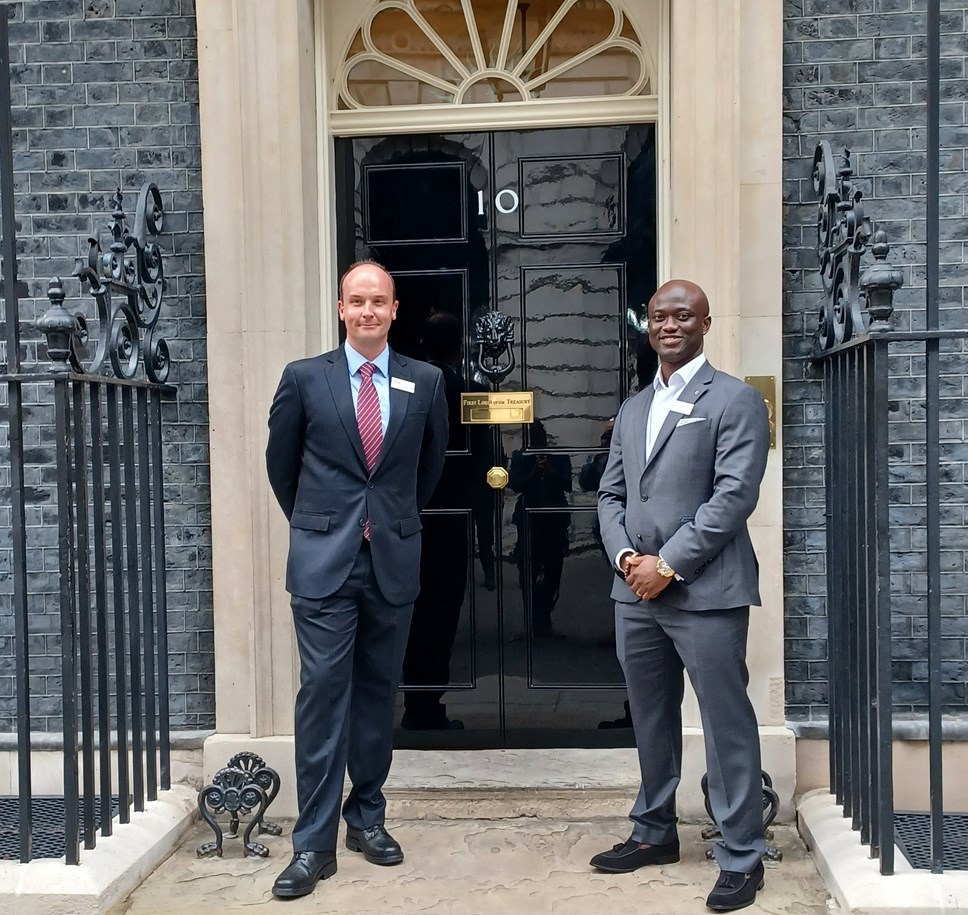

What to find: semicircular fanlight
left=337, top=0, right=654, bottom=109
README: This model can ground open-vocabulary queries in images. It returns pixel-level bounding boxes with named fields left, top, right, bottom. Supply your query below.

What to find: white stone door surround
left=196, top=0, right=790, bottom=814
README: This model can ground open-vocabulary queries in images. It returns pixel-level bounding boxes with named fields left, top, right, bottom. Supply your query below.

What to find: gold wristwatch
left=656, top=556, right=676, bottom=579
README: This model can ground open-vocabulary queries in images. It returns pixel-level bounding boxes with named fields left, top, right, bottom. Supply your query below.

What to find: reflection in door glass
left=523, top=265, right=623, bottom=451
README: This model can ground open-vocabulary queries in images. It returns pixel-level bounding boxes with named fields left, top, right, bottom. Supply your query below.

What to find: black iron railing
left=0, top=13, right=173, bottom=864
left=2, top=237, right=174, bottom=866
left=810, top=0, right=956, bottom=876
left=812, top=136, right=960, bottom=876
left=812, top=141, right=899, bottom=874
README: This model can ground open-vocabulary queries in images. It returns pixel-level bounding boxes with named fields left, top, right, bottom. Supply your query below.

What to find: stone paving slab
left=112, top=818, right=835, bottom=915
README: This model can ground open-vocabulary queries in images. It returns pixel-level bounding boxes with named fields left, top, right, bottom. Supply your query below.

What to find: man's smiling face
left=647, top=280, right=711, bottom=375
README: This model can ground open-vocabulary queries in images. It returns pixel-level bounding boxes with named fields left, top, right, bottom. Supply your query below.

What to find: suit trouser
left=289, top=541, right=413, bottom=852
left=616, top=600, right=766, bottom=873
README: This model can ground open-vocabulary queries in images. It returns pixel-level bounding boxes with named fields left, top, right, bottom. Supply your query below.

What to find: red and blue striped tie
left=357, top=362, right=383, bottom=540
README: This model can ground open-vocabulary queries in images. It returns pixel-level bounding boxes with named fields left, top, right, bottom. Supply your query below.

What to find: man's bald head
left=648, top=279, right=710, bottom=317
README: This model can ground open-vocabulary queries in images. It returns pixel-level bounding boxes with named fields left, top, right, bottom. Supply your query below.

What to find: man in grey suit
left=266, top=261, right=448, bottom=899
left=592, top=279, right=770, bottom=912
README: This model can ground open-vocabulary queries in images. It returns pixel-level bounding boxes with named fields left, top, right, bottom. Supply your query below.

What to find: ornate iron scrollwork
left=196, top=753, right=283, bottom=859
left=37, top=183, right=170, bottom=382
left=473, top=309, right=515, bottom=384
left=812, top=142, right=902, bottom=352
left=197, top=767, right=269, bottom=859
left=226, top=751, right=282, bottom=837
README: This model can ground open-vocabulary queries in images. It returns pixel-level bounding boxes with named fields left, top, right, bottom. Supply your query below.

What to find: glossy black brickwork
left=0, top=0, right=211, bottom=732
left=1, top=0, right=963, bottom=733
left=783, top=0, right=968, bottom=720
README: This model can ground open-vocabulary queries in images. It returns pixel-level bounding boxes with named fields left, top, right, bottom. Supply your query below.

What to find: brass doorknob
left=486, top=466, right=509, bottom=490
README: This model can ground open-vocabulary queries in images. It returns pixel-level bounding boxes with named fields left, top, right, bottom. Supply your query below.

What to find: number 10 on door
left=478, top=189, right=519, bottom=216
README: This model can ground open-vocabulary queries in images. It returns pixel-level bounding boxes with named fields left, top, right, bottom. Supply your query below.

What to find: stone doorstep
left=118, top=819, right=832, bottom=915
left=0, top=784, right=196, bottom=915
left=798, top=789, right=968, bottom=915
left=0, top=735, right=796, bottom=915
left=203, top=728, right=799, bottom=822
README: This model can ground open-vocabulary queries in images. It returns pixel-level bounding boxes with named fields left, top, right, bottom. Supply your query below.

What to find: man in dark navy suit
left=266, top=260, right=448, bottom=899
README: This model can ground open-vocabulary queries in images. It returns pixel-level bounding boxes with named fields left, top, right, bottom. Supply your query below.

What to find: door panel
left=390, top=269, right=469, bottom=365
left=364, top=162, right=469, bottom=243
left=519, top=155, right=625, bottom=238
left=336, top=124, right=657, bottom=748
left=521, top=263, right=625, bottom=450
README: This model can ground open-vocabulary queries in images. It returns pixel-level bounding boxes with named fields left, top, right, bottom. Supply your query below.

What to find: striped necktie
left=357, top=362, right=383, bottom=539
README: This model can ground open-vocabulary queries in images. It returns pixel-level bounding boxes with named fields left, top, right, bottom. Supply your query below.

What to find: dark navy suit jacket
left=266, top=346, right=448, bottom=605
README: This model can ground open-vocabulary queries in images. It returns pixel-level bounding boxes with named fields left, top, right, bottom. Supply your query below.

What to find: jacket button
left=641, top=494, right=649, bottom=502
left=367, top=482, right=374, bottom=490
left=358, top=518, right=365, bottom=527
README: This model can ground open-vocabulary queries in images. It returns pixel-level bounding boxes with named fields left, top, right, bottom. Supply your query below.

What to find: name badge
left=669, top=401, right=693, bottom=416
left=391, top=377, right=415, bottom=394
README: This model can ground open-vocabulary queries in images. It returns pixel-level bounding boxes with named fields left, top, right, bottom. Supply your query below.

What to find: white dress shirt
left=646, top=351, right=707, bottom=460
left=345, top=341, right=390, bottom=437
left=615, top=351, right=708, bottom=574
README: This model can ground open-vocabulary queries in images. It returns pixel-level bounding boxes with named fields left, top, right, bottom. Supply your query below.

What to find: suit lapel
left=630, top=387, right=653, bottom=479
left=644, top=360, right=716, bottom=470
left=324, top=348, right=368, bottom=471
left=373, top=349, right=412, bottom=473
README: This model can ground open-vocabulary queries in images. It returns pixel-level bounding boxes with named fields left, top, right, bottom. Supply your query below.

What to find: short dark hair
left=339, top=259, right=396, bottom=300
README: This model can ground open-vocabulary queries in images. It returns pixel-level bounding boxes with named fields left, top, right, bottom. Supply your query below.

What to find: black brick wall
left=2, top=0, right=963, bottom=733
left=783, top=0, right=968, bottom=720
left=0, top=0, right=211, bottom=731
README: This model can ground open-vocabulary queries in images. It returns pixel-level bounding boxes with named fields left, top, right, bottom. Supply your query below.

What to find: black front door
left=336, top=125, right=657, bottom=748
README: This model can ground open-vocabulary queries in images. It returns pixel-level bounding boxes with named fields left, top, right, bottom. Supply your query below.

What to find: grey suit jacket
left=266, top=346, right=448, bottom=605
left=597, top=361, right=770, bottom=611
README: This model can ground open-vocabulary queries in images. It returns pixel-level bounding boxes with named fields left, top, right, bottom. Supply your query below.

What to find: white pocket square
left=676, top=416, right=706, bottom=427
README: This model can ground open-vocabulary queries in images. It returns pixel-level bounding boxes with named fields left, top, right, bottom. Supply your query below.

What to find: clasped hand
left=624, top=553, right=673, bottom=601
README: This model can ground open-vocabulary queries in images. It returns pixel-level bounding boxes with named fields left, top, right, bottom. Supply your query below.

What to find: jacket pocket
left=398, top=516, right=422, bottom=537
left=290, top=510, right=331, bottom=532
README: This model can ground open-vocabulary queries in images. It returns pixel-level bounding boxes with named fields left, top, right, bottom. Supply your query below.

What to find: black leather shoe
left=705, top=861, right=765, bottom=911
left=589, top=837, right=680, bottom=873
left=345, top=825, right=404, bottom=865
left=271, top=850, right=337, bottom=898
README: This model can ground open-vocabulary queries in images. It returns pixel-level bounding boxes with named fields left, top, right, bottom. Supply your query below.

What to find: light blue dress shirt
left=345, top=341, right=390, bottom=437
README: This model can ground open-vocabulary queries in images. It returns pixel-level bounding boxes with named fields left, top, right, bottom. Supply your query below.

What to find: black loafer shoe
left=345, top=825, right=404, bottom=865
left=589, top=837, right=680, bottom=873
left=705, top=861, right=765, bottom=911
left=271, top=850, right=337, bottom=898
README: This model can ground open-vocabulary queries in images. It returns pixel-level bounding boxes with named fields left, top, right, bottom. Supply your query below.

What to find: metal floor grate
left=895, top=812, right=968, bottom=871
left=0, top=796, right=119, bottom=860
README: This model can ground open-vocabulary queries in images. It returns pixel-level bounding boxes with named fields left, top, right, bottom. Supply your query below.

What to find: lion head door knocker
left=474, top=310, right=515, bottom=385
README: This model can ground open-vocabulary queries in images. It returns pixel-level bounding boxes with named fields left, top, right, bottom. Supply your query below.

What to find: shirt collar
left=344, top=340, right=390, bottom=377
left=653, top=351, right=707, bottom=393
